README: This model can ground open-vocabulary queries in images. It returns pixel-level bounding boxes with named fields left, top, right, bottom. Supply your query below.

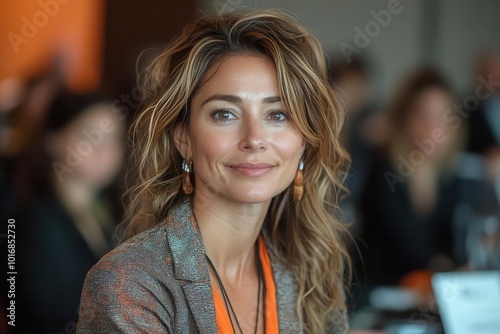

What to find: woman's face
left=406, top=87, right=456, bottom=159
left=176, top=54, right=305, bottom=204
left=51, top=104, right=125, bottom=189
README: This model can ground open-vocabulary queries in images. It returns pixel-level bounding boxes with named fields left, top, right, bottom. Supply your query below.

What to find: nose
left=239, top=117, right=267, bottom=152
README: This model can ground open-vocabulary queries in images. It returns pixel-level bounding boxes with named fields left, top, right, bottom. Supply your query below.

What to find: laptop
left=432, top=271, right=500, bottom=334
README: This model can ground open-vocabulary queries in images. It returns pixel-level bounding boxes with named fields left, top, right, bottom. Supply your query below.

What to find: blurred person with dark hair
left=14, top=92, right=125, bottom=333
left=467, top=51, right=500, bottom=198
left=0, top=73, right=64, bottom=217
left=0, top=77, right=27, bottom=221
left=328, top=57, right=385, bottom=317
left=468, top=51, right=500, bottom=155
left=357, top=68, right=478, bottom=301
left=329, top=56, right=372, bottom=114
left=0, top=73, right=65, bottom=334
left=0, top=76, right=26, bottom=334
left=329, top=56, right=386, bottom=224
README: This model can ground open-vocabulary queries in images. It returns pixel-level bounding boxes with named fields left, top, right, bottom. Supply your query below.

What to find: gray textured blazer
left=76, top=198, right=348, bottom=333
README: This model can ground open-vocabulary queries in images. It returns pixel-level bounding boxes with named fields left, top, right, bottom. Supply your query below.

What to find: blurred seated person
left=0, top=73, right=64, bottom=217
left=0, top=77, right=27, bottom=222
left=357, top=68, right=479, bottom=300
left=467, top=51, right=500, bottom=198
left=468, top=50, right=500, bottom=155
left=15, top=92, right=125, bottom=333
left=329, top=56, right=387, bottom=226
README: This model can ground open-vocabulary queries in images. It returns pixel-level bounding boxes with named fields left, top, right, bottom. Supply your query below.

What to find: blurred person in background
left=0, top=76, right=27, bottom=334
left=0, top=77, right=26, bottom=221
left=0, top=73, right=65, bottom=334
left=0, top=72, right=64, bottom=219
left=14, top=92, right=125, bottom=333
left=357, top=68, right=478, bottom=303
left=467, top=50, right=500, bottom=156
left=329, top=55, right=387, bottom=216
left=328, top=56, right=387, bottom=320
left=459, top=50, right=500, bottom=273
left=467, top=51, right=500, bottom=201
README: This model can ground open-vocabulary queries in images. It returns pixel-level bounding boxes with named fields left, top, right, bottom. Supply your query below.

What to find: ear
left=173, top=123, right=192, bottom=160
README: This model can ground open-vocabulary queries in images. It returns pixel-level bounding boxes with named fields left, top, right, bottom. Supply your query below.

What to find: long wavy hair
left=120, top=9, right=351, bottom=333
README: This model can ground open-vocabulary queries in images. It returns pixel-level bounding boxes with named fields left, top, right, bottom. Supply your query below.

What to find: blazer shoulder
left=79, top=220, right=179, bottom=308
left=77, top=222, right=178, bottom=333
left=93, top=220, right=173, bottom=276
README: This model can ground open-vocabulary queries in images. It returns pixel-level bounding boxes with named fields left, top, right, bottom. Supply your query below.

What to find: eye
left=267, top=110, right=288, bottom=123
left=211, top=109, right=237, bottom=122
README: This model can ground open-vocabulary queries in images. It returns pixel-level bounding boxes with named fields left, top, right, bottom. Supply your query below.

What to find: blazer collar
left=165, top=197, right=209, bottom=282
left=164, top=197, right=217, bottom=333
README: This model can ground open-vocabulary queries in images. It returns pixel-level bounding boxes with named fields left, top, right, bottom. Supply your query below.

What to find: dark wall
left=103, top=0, right=200, bottom=97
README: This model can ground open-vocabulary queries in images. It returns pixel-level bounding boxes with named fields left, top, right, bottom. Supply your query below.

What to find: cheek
left=273, top=131, right=303, bottom=161
left=407, top=119, right=427, bottom=139
left=271, top=129, right=304, bottom=180
left=189, top=126, right=235, bottom=166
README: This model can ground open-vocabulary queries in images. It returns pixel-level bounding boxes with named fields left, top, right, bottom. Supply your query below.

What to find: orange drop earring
left=293, top=161, right=304, bottom=201
left=182, top=160, right=193, bottom=195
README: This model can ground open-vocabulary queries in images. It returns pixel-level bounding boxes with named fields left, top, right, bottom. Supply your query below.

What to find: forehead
left=417, top=87, right=450, bottom=103
left=410, top=87, right=451, bottom=115
left=193, top=54, right=280, bottom=103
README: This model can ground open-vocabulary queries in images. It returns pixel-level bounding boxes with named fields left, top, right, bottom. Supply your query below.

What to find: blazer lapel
left=165, top=198, right=218, bottom=334
left=182, top=283, right=218, bottom=334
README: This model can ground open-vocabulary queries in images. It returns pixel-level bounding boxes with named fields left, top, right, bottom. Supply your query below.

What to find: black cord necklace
left=205, top=241, right=266, bottom=334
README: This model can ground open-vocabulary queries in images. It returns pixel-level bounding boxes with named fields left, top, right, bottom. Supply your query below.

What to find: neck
left=53, top=176, right=95, bottom=211
left=193, top=188, right=270, bottom=284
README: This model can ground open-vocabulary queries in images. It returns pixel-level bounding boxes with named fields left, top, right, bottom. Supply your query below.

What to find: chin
left=225, top=187, right=278, bottom=204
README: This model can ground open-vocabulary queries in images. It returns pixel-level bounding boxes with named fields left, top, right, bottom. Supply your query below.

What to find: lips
left=228, top=162, right=275, bottom=176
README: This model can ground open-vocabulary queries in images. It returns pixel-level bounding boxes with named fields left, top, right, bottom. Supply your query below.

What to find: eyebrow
left=200, top=94, right=281, bottom=106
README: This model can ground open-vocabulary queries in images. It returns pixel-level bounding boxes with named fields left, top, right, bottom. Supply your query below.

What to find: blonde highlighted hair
left=120, top=9, right=351, bottom=333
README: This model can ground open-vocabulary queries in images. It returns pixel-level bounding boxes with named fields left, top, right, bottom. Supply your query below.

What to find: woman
left=77, top=9, right=351, bottom=334
left=15, top=92, right=125, bottom=333
left=358, top=68, right=473, bottom=293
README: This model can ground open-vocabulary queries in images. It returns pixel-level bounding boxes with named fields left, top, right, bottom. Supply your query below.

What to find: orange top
left=211, top=235, right=279, bottom=333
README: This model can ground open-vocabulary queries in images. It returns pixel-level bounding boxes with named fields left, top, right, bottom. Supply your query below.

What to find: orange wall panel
left=0, top=0, right=104, bottom=91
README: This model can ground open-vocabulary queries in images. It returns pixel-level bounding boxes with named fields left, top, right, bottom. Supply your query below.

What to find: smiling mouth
left=227, top=163, right=275, bottom=176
